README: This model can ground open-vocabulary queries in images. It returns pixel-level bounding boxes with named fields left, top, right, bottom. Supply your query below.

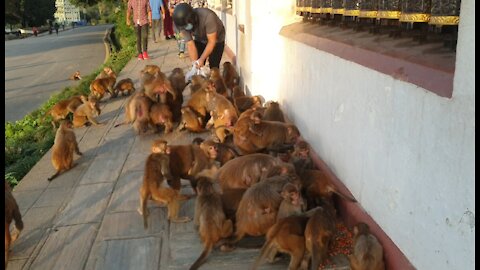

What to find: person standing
left=163, top=0, right=175, bottom=39
left=172, top=3, right=226, bottom=68
left=54, top=23, right=60, bottom=35
left=149, top=0, right=166, bottom=43
left=127, top=0, right=153, bottom=60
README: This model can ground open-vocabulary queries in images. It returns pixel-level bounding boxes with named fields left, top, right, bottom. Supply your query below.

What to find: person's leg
left=136, top=25, right=142, bottom=55
left=159, top=18, right=163, bottom=40
left=207, top=42, right=225, bottom=69
left=142, top=24, right=149, bottom=52
left=152, top=19, right=158, bottom=42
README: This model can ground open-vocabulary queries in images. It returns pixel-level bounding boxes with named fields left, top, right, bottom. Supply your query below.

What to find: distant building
left=54, top=0, right=81, bottom=23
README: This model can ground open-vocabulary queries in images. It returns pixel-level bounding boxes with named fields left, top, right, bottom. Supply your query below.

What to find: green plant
left=4, top=2, right=135, bottom=188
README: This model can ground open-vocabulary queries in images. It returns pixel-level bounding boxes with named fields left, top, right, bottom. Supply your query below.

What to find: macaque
left=209, top=67, right=229, bottom=98
left=190, top=177, right=233, bottom=270
left=149, top=102, right=173, bottom=134
left=252, top=215, right=309, bottom=270
left=231, top=85, right=245, bottom=99
left=140, top=64, right=161, bottom=77
left=90, top=70, right=117, bottom=100
left=222, top=61, right=239, bottom=90
left=143, top=71, right=177, bottom=103
left=69, top=70, right=82, bottom=80
left=72, top=96, right=102, bottom=127
left=276, top=182, right=305, bottom=222
left=178, top=106, right=205, bottom=133
left=5, top=182, right=24, bottom=269
left=96, top=66, right=114, bottom=79
left=189, top=75, right=208, bottom=94
left=291, top=140, right=315, bottom=174
left=187, top=87, right=214, bottom=122
left=234, top=95, right=263, bottom=113
left=192, top=138, right=239, bottom=166
left=262, top=101, right=285, bottom=122
left=168, top=67, right=187, bottom=94
left=301, top=206, right=337, bottom=270
left=217, top=153, right=296, bottom=190
left=349, top=223, right=385, bottom=270
left=48, top=120, right=82, bottom=181
left=139, top=139, right=192, bottom=228
left=114, top=78, right=135, bottom=96
left=46, top=95, right=87, bottom=129
left=206, top=109, right=238, bottom=143
left=115, top=92, right=153, bottom=134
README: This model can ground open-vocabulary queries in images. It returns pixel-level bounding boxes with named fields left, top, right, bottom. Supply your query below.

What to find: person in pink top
left=127, top=0, right=153, bottom=60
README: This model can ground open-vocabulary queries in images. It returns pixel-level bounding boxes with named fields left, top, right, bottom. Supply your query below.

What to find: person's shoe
left=143, top=51, right=150, bottom=60
left=137, top=53, right=144, bottom=60
left=165, top=36, right=171, bottom=40
left=178, top=52, right=185, bottom=59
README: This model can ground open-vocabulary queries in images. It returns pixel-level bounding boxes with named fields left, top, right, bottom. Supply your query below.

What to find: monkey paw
left=220, top=244, right=235, bottom=252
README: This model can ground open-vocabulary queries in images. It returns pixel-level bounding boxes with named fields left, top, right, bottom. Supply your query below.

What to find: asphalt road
left=5, top=24, right=113, bottom=123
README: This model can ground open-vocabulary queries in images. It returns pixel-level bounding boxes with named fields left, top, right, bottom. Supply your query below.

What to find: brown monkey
left=190, top=177, right=233, bottom=270
left=233, top=119, right=300, bottom=154
left=139, top=140, right=192, bottom=228
left=291, top=140, right=315, bottom=174
left=276, top=182, right=305, bottom=222
left=5, top=182, right=24, bottom=269
left=46, top=95, right=87, bottom=129
left=48, top=120, right=82, bottom=181
left=168, top=67, right=187, bottom=94
left=300, top=169, right=357, bottom=208
left=187, top=86, right=213, bottom=122
left=206, top=109, right=238, bottom=143
left=140, top=64, right=161, bottom=77
left=231, top=85, right=245, bottom=99
left=114, top=78, right=135, bottom=96
left=192, top=138, right=239, bottom=166
left=189, top=75, right=208, bottom=94
left=149, top=102, right=173, bottom=134
left=234, top=95, right=262, bottom=113
left=90, top=70, right=117, bottom=100
left=262, top=101, right=285, bottom=122
left=96, top=66, right=114, bottom=79
left=166, top=141, right=218, bottom=191
left=220, top=188, right=247, bottom=222
left=178, top=106, right=205, bottom=133
left=222, top=61, right=239, bottom=90
left=205, top=89, right=238, bottom=121
left=72, top=96, right=102, bottom=127
left=231, top=108, right=266, bottom=154
left=143, top=71, right=177, bottom=103
left=116, top=93, right=153, bottom=134
left=209, top=67, right=229, bottom=98
left=217, top=153, right=296, bottom=190
left=228, top=175, right=301, bottom=246
left=69, top=70, right=82, bottom=80
left=252, top=215, right=309, bottom=270
left=301, top=206, right=337, bottom=270
left=349, top=223, right=385, bottom=270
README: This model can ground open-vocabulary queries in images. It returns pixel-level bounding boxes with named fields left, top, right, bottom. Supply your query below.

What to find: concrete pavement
left=7, top=38, right=350, bottom=270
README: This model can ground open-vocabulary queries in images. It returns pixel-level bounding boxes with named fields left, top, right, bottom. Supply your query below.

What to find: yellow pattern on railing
left=429, top=16, right=460, bottom=25
left=400, top=13, right=430, bottom=23
left=377, top=11, right=401, bottom=19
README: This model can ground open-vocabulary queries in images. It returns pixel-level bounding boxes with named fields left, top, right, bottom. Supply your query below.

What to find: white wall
left=226, top=0, right=475, bottom=269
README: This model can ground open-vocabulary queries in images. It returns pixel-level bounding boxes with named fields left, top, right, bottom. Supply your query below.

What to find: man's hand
left=149, top=20, right=152, bottom=27
left=195, top=59, right=205, bottom=68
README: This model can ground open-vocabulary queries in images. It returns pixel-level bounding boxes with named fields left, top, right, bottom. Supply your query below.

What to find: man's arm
left=197, top=32, right=217, bottom=67
left=126, top=5, right=131, bottom=26
left=187, top=40, right=198, bottom=62
left=161, top=4, right=166, bottom=19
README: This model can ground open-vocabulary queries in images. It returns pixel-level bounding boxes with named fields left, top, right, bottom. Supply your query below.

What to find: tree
left=22, top=0, right=56, bottom=27
left=5, top=0, right=22, bottom=25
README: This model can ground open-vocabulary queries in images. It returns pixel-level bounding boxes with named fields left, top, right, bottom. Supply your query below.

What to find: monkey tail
left=311, top=241, right=322, bottom=270
left=12, top=207, right=24, bottom=232
left=251, top=237, right=276, bottom=270
left=189, top=242, right=213, bottom=270
left=330, top=186, right=357, bottom=203
left=47, top=171, right=60, bottom=181
left=114, top=121, right=127, bottom=128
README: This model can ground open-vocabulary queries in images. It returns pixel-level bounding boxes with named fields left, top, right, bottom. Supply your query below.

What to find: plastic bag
left=185, top=64, right=211, bottom=83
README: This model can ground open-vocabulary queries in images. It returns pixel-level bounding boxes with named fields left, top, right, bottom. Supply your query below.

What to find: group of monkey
left=5, top=61, right=385, bottom=270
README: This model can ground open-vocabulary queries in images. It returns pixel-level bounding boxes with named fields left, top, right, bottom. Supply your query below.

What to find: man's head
left=173, top=3, right=197, bottom=30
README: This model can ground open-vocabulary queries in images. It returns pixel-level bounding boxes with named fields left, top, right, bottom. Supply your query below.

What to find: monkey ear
left=244, top=176, right=252, bottom=186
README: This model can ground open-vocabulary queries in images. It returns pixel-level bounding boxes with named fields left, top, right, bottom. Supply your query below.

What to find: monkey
left=217, top=153, right=296, bottom=190
left=90, top=70, right=117, bottom=100
left=48, top=120, right=82, bottom=181
left=140, top=64, right=161, bottom=77
left=220, top=188, right=247, bottom=222
left=230, top=107, right=266, bottom=154
left=290, top=140, right=315, bottom=174
left=149, top=102, right=173, bottom=134
left=143, top=71, right=177, bottom=103
left=222, top=61, right=239, bottom=91
left=45, top=95, right=87, bottom=129
left=262, top=101, right=285, bottom=122
left=252, top=215, right=309, bottom=270
left=300, top=169, right=357, bottom=209
left=205, top=89, right=238, bottom=121
left=301, top=206, right=337, bottom=270
left=235, top=110, right=264, bottom=142
left=115, top=92, right=153, bottom=134
left=206, top=109, right=238, bottom=143
left=348, top=222, right=385, bottom=270
left=68, top=70, right=82, bottom=80
left=166, top=141, right=218, bottom=191
left=96, top=66, right=114, bottom=79
left=168, top=67, right=187, bottom=94
left=114, top=78, right=135, bottom=96
left=5, top=182, right=24, bottom=269
left=178, top=106, right=206, bottom=133
left=192, top=138, right=239, bottom=166
left=72, top=96, right=102, bottom=128
left=276, top=182, right=306, bottom=222
left=139, top=139, right=192, bottom=228
left=233, top=119, right=301, bottom=155
left=187, top=86, right=214, bottom=123
left=209, top=67, right=229, bottom=98
left=231, top=85, right=245, bottom=99
left=190, top=177, right=233, bottom=270
left=234, top=95, right=263, bottom=113
left=189, top=75, right=209, bottom=94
